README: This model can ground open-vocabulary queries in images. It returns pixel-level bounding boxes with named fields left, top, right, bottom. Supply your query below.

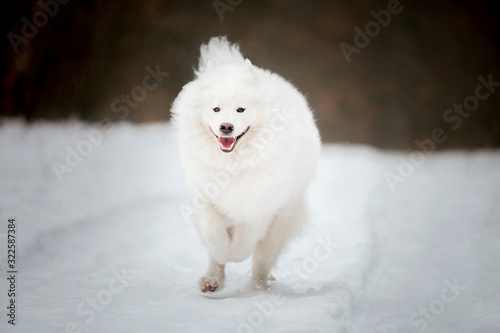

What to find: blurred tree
left=1, top=0, right=499, bottom=149
left=2, top=0, right=94, bottom=119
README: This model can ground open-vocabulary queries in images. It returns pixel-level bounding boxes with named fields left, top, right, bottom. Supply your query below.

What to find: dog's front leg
left=199, top=257, right=225, bottom=293
left=196, top=204, right=229, bottom=292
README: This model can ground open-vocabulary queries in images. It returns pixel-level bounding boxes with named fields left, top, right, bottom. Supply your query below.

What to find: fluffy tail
left=195, top=36, right=245, bottom=76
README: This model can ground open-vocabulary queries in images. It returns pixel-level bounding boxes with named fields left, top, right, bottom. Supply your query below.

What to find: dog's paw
left=199, top=276, right=222, bottom=293
left=250, top=275, right=276, bottom=291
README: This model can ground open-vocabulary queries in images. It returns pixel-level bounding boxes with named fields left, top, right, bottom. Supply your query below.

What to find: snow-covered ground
left=0, top=119, right=499, bottom=333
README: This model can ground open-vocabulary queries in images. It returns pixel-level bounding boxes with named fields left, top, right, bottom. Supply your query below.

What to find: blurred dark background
left=1, top=0, right=499, bottom=149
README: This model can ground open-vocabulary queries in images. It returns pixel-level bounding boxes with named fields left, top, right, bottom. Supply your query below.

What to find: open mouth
left=212, top=126, right=250, bottom=153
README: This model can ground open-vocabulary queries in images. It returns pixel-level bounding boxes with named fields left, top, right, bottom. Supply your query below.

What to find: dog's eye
left=237, top=107, right=245, bottom=113
left=213, top=107, right=220, bottom=112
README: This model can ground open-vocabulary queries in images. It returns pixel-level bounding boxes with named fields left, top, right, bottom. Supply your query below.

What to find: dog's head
left=198, top=60, right=258, bottom=154
left=173, top=59, right=278, bottom=162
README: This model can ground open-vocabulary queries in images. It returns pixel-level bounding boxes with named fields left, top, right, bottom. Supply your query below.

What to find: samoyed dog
left=171, top=37, right=320, bottom=292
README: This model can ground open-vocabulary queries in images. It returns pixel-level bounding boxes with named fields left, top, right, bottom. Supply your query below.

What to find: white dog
left=171, top=37, right=320, bottom=292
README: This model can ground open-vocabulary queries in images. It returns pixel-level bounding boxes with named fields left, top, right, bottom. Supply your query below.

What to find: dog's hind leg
left=251, top=196, right=307, bottom=289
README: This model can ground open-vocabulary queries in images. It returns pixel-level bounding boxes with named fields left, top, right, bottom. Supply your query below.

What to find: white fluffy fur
left=171, top=37, right=321, bottom=292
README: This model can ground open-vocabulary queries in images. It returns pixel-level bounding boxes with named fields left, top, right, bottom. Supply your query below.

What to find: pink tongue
left=218, top=136, right=236, bottom=150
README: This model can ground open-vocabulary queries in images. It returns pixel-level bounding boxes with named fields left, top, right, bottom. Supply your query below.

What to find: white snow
left=0, top=119, right=499, bottom=333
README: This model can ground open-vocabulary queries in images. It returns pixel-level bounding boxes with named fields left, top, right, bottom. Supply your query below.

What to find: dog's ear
left=244, top=58, right=253, bottom=69
left=244, top=58, right=257, bottom=78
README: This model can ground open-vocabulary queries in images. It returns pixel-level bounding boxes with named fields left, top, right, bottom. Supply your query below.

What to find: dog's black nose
left=219, top=123, right=234, bottom=135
